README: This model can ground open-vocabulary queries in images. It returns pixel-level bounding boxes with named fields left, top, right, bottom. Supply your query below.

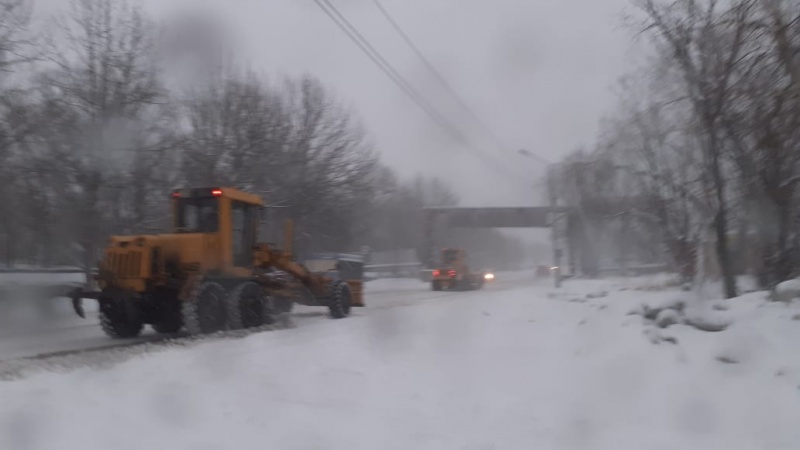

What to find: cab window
left=232, top=201, right=257, bottom=267
left=177, top=197, right=218, bottom=233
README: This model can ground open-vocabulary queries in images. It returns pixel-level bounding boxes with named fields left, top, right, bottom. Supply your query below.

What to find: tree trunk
left=714, top=208, right=738, bottom=298
left=708, top=124, right=737, bottom=298
left=773, top=201, right=794, bottom=283
left=671, top=237, right=696, bottom=283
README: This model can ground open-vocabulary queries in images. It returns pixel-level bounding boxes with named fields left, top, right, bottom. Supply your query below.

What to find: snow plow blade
left=67, top=287, right=101, bottom=319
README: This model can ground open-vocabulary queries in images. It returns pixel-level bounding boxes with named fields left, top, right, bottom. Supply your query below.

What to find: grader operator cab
left=69, top=187, right=364, bottom=339
left=431, top=248, right=492, bottom=291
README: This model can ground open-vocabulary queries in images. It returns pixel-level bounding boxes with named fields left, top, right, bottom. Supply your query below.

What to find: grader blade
left=70, top=291, right=86, bottom=318
left=67, top=287, right=101, bottom=319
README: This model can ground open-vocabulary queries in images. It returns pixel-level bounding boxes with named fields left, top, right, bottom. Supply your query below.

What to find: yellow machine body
left=71, top=186, right=363, bottom=338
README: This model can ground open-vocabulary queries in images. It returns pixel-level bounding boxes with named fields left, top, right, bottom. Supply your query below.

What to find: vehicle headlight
left=484, top=273, right=495, bottom=280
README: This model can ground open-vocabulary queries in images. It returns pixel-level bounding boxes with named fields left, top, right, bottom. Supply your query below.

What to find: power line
left=314, top=0, right=449, bottom=136
left=312, top=0, right=527, bottom=181
left=371, top=1, right=507, bottom=148
left=372, top=0, right=551, bottom=166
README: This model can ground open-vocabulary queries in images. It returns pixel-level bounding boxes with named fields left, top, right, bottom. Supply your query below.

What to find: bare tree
left=0, top=0, right=34, bottom=79
left=181, top=68, right=288, bottom=192
left=598, top=67, right=711, bottom=282
left=181, top=68, right=378, bottom=256
left=277, top=75, right=377, bottom=255
left=33, top=0, right=163, bottom=274
left=633, top=0, right=765, bottom=298
left=0, top=0, right=36, bottom=266
left=762, top=0, right=800, bottom=88
left=710, top=0, right=800, bottom=287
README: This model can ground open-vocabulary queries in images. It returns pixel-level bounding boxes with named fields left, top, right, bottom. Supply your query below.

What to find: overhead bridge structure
left=423, top=206, right=595, bottom=277
left=424, top=206, right=570, bottom=228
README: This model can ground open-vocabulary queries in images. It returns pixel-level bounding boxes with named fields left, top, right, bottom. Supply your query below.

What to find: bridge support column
left=423, top=211, right=436, bottom=268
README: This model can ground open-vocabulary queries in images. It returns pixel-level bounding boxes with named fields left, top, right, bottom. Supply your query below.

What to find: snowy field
left=1, top=273, right=800, bottom=449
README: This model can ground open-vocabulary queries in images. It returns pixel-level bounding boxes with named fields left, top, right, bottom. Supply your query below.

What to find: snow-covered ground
left=1, top=273, right=799, bottom=450
left=0, top=271, right=84, bottom=287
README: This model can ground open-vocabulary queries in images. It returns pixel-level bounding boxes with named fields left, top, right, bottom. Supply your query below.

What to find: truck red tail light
left=432, top=270, right=440, bottom=277
left=448, top=270, right=456, bottom=277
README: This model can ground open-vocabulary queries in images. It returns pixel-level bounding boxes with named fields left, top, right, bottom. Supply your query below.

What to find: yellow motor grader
left=68, top=187, right=364, bottom=338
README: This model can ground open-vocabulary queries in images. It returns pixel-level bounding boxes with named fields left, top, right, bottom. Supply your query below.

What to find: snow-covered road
left=2, top=273, right=799, bottom=450
left=0, top=273, right=533, bottom=362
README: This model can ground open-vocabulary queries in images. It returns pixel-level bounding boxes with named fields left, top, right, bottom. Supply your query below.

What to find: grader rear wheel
left=182, top=282, right=228, bottom=335
left=226, top=282, right=274, bottom=330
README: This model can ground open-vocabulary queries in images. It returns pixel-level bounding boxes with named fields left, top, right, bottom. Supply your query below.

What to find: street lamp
left=517, top=149, right=562, bottom=288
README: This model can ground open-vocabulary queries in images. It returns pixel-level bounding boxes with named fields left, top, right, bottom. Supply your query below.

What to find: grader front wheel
left=99, top=308, right=143, bottom=338
left=328, top=280, right=352, bottom=319
left=98, top=291, right=143, bottom=339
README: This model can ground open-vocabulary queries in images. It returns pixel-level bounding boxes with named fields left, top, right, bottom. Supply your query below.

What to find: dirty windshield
left=1, top=0, right=799, bottom=449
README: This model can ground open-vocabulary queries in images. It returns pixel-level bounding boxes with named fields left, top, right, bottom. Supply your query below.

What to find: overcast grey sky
left=36, top=0, right=639, bottom=208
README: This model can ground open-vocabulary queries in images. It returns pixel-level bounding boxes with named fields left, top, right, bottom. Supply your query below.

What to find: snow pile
left=630, top=295, right=732, bottom=333
left=1, top=275, right=799, bottom=449
left=773, top=278, right=800, bottom=303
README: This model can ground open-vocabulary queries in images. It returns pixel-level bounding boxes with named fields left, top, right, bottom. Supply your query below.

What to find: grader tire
left=226, top=282, right=274, bottom=330
left=274, top=296, right=294, bottom=315
left=152, top=309, right=182, bottom=334
left=182, top=282, right=228, bottom=335
left=99, top=308, right=143, bottom=339
left=328, top=280, right=352, bottom=319
left=153, top=320, right=181, bottom=334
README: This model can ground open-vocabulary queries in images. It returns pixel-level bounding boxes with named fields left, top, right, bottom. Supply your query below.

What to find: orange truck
left=430, top=248, right=493, bottom=291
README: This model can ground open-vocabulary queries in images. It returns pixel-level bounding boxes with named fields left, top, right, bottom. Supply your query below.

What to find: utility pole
left=518, top=148, right=561, bottom=288
left=548, top=168, right=562, bottom=288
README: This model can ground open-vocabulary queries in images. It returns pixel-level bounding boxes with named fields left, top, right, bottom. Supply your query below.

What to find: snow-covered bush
left=631, top=295, right=731, bottom=333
